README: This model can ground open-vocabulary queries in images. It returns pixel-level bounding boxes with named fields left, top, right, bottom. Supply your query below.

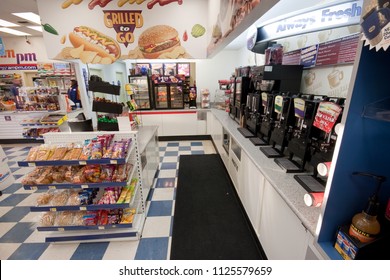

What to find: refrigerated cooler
left=152, top=75, right=185, bottom=109
left=128, top=75, right=153, bottom=110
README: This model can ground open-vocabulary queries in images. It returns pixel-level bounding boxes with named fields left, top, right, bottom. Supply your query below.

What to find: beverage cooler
left=152, top=75, right=184, bottom=109
left=128, top=75, right=153, bottom=110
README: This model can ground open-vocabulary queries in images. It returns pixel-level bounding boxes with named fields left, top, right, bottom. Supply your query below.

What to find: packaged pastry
left=49, top=145, right=68, bottom=161
left=67, top=190, right=81, bottom=205
left=84, top=165, right=101, bottom=183
left=79, top=140, right=94, bottom=160
left=40, top=212, right=56, bottom=226
left=112, top=163, right=133, bottom=182
left=90, top=139, right=103, bottom=159
left=26, top=146, right=39, bottom=161
left=64, top=166, right=80, bottom=182
left=37, top=192, right=54, bottom=205
left=51, top=190, right=70, bottom=206
left=72, top=166, right=87, bottom=184
left=55, top=211, right=74, bottom=226
left=61, top=143, right=74, bottom=160
left=36, top=144, right=55, bottom=161
left=35, top=167, right=54, bottom=185
left=52, top=166, right=67, bottom=183
left=73, top=211, right=86, bottom=225
left=64, top=144, right=83, bottom=160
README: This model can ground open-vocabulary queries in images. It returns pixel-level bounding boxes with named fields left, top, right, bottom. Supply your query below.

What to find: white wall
left=195, top=50, right=240, bottom=103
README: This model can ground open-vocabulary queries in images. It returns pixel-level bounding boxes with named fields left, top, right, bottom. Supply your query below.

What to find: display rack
left=90, top=80, right=122, bottom=131
left=17, top=131, right=146, bottom=243
left=201, top=89, right=210, bottom=109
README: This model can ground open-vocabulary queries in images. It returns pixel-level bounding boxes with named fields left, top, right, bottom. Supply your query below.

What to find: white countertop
left=211, top=108, right=320, bottom=236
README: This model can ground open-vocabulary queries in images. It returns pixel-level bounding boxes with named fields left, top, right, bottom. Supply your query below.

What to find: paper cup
left=317, top=162, right=332, bottom=177
left=304, top=192, right=324, bottom=207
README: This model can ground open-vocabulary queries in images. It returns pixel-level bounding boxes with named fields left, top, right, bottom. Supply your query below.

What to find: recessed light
left=12, top=12, right=41, bottom=25
left=0, top=19, right=19, bottom=27
left=0, top=27, right=31, bottom=36
left=27, top=26, right=43, bottom=32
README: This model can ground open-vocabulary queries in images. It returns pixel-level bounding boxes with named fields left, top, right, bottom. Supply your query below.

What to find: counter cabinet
left=208, top=109, right=323, bottom=260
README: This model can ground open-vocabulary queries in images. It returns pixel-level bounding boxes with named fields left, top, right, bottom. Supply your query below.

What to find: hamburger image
left=138, top=25, right=181, bottom=59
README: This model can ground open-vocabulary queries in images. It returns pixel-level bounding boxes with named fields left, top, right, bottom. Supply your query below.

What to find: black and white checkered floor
left=0, top=140, right=216, bottom=260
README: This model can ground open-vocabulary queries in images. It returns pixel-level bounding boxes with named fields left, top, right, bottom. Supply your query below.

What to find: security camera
left=25, top=36, right=31, bottom=44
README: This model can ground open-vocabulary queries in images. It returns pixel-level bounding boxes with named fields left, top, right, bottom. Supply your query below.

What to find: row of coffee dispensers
left=229, top=65, right=345, bottom=197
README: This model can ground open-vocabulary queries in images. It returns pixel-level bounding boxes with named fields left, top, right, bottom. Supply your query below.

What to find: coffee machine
left=244, top=91, right=262, bottom=137
left=234, top=67, right=251, bottom=124
left=239, top=65, right=303, bottom=145
left=274, top=94, right=327, bottom=173
left=294, top=97, right=345, bottom=192
left=260, top=92, right=299, bottom=157
left=254, top=91, right=278, bottom=145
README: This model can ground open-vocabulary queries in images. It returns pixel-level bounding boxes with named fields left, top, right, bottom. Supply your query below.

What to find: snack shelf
left=30, top=202, right=131, bottom=212
left=22, top=162, right=136, bottom=190
left=89, top=81, right=121, bottom=95
left=17, top=141, right=135, bottom=167
left=23, top=181, right=127, bottom=190
left=44, top=213, right=145, bottom=243
left=18, top=131, right=148, bottom=242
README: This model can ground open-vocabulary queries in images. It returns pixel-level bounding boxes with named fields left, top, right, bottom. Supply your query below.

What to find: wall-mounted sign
left=37, top=0, right=208, bottom=62
left=256, top=0, right=363, bottom=46
left=0, top=37, right=5, bottom=56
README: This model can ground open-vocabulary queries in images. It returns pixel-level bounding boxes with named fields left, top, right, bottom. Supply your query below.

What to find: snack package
left=51, top=190, right=70, bottom=206
left=40, top=212, right=56, bottom=226
left=73, top=211, right=86, bottom=226
left=52, top=166, right=67, bottom=183
left=67, top=190, right=81, bottom=206
left=79, top=140, right=94, bottom=160
left=84, top=165, right=101, bottom=183
left=72, top=166, right=87, bottom=184
left=55, top=211, right=74, bottom=226
left=99, top=164, right=115, bottom=182
left=35, top=167, right=54, bottom=185
left=120, top=208, right=136, bottom=224
left=90, top=139, right=103, bottom=159
left=49, top=145, right=68, bottom=161
left=97, top=210, right=109, bottom=225
left=36, top=144, right=55, bottom=161
left=26, top=146, right=39, bottom=161
left=37, top=192, right=54, bottom=206
left=65, top=144, right=83, bottom=160
left=83, top=212, right=98, bottom=226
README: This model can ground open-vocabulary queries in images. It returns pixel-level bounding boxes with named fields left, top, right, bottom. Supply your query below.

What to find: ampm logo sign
left=0, top=49, right=38, bottom=70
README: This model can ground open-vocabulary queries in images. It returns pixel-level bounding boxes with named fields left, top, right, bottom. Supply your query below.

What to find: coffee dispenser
left=274, top=94, right=327, bottom=173
left=294, top=98, right=345, bottom=192
left=244, top=92, right=262, bottom=136
left=260, top=92, right=298, bottom=158
left=256, top=91, right=278, bottom=145
left=240, top=65, right=303, bottom=145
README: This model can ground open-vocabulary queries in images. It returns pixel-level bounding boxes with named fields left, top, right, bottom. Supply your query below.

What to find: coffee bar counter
left=207, top=109, right=321, bottom=259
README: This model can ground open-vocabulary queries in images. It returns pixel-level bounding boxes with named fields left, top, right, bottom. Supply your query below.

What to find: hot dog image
left=69, top=26, right=121, bottom=62
left=138, top=25, right=181, bottom=59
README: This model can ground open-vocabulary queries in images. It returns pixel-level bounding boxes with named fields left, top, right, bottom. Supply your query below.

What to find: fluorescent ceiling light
left=27, top=25, right=43, bottom=32
left=12, top=12, right=41, bottom=25
left=0, top=19, right=19, bottom=27
left=0, top=27, right=31, bottom=36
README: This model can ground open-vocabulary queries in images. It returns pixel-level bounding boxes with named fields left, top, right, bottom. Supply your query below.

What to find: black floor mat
left=170, top=154, right=265, bottom=260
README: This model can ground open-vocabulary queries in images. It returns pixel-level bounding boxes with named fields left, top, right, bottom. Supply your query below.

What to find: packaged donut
left=55, top=211, right=74, bottom=226
left=49, top=145, right=68, bottom=161
left=26, top=146, right=39, bottom=161
left=40, top=212, right=56, bottom=226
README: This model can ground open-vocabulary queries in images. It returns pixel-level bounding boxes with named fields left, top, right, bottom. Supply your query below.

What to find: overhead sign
left=256, top=0, right=363, bottom=44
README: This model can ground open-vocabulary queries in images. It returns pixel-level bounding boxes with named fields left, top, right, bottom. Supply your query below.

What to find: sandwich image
left=138, top=25, right=181, bottom=59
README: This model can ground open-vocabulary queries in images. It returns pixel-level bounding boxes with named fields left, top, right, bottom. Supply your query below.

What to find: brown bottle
left=349, top=196, right=380, bottom=243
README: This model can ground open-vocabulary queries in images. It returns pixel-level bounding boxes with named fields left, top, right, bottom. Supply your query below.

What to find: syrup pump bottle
left=348, top=172, right=386, bottom=243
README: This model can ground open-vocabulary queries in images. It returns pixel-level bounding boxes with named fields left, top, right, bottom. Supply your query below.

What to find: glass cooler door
left=129, top=75, right=152, bottom=110
left=154, top=84, right=169, bottom=109
left=169, top=85, right=184, bottom=109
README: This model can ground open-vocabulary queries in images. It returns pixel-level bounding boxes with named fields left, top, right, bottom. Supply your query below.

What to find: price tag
left=31, top=186, right=38, bottom=191
left=98, top=226, right=104, bottom=230
left=58, top=227, right=65, bottom=231
left=28, top=162, right=36, bottom=167
left=48, top=186, right=56, bottom=189
left=50, top=208, right=57, bottom=212
left=110, top=160, right=118, bottom=164
left=79, top=161, right=87, bottom=165
left=81, top=185, right=89, bottom=189
left=79, top=206, right=87, bottom=211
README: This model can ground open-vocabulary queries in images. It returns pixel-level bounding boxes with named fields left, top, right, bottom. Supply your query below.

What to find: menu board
left=177, top=63, right=190, bottom=76
left=316, top=34, right=359, bottom=66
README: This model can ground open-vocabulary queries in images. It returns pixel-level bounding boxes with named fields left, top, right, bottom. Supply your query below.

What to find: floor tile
left=0, top=194, right=31, bottom=207
left=178, top=146, right=191, bottom=151
left=167, top=142, right=179, bottom=147
left=39, top=243, right=79, bottom=260
left=0, top=222, right=35, bottom=243
left=151, top=188, right=174, bottom=201
left=191, top=150, right=205, bottom=155
left=191, top=141, right=203, bottom=146
left=70, top=242, right=109, bottom=260
left=158, top=169, right=177, bottom=178
left=8, top=243, right=50, bottom=260
left=160, top=162, right=177, bottom=170
left=155, top=178, right=176, bottom=188
left=103, top=240, right=139, bottom=260
left=0, top=222, right=16, bottom=238
left=162, top=156, right=179, bottom=163
left=164, top=151, right=178, bottom=157
left=0, top=206, right=30, bottom=222
left=134, top=237, right=169, bottom=260
left=147, top=200, right=173, bottom=217
left=0, top=206, right=12, bottom=218
left=0, top=243, right=21, bottom=260
left=1, top=183, right=22, bottom=194
left=142, top=216, right=172, bottom=238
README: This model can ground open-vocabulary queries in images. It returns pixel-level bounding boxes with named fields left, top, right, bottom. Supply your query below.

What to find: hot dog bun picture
left=69, top=26, right=121, bottom=62
left=138, top=25, right=181, bottom=59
